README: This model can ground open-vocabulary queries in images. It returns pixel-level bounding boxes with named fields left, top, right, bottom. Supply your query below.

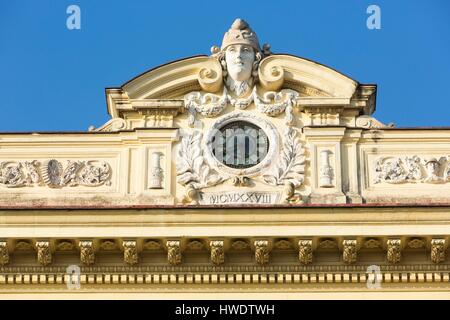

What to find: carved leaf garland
left=184, top=89, right=228, bottom=127
left=253, top=88, right=298, bottom=126
left=262, top=128, right=305, bottom=187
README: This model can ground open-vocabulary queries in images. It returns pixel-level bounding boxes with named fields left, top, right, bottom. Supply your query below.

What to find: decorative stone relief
left=231, top=240, right=249, bottom=251
left=374, top=158, right=407, bottom=184
left=36, top=241, right=52, bottom=266
left=184, top=87, right=299, bottom=127
left=431, top=239, right=446, bottom=264
left=79, top=241, right=95, bottom=266
left=262, top=128, right=305, bottom=188
left=274, top=239, right=292, bottom=250
left=181, top=185, right=201, bottom=205
left=342, top=240, right=357, bottom=264
left=231, top=176, right=251, bottom=187
left=364, top=238, right=381, bottom=249
left=298, top=240, right=313, bottom=265
left=282, top=182, right=303, bottom=204
left=167, top=240, right=182, bottom=266
left=0, top=159, right=112, bottom=188
left=407, top=238, right=425, bottom=249
left=210, top=241, right=225, bottom=266
left=423, top=157, right=446, bottom=184
left=204, top=112, right=279, bottom=177
left=404, top=156, right=423, bottom=181
left=387, top=239, right=401, bottom=264
left=253, top=88, right=299, bottom=126
left=184, top=89, right=228, bottom=127
left=176, top=131, right=224, bottom=190
left=318, top=239, right=337, bottom=249
left=186, top=240, right=204, bottom=251
left=100, top=240, right=117, bottom=251
left=319, top=150, right=334, bottom=188
left=356, top=115, right=393, bottom=129
left=56, top=240, right=75, bottom=251
left=15, top=240, right=33, bottom=251
left=374, top=156, right=450, bottom=184
left=123, top=241, right=138, bottom=266
left=254, top=240, right=270, bottom=265
left=184, top=19, right=300, bottom=128
left=143, top=240, right=162, bottom=251
left=149, top=152, right=164, bottom=189
left=0, top=161, right=40, bottom=188
left=89, top=118, right=127, bottom=132
left=0, top=242, right=9, bottom=266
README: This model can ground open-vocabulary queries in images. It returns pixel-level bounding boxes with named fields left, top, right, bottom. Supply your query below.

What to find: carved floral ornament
left=374, top=155, right=450, bottom=184
left=0, top=159, right=112, bottom=188
left=183, top=18, right=300, bottom=128
left=176, top=113, right=306, bottom=204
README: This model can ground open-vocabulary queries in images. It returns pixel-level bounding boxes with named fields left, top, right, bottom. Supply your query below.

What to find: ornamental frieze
left=374, top=156, right=450, bottom=184
left=0, top=159, right=112, bottom=188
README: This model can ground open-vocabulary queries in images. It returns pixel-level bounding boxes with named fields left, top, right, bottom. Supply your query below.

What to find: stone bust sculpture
left=216, top=19, right=263, bottom=97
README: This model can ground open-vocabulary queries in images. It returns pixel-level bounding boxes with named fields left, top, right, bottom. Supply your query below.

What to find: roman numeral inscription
left=202, top=191, right=280, bottom=205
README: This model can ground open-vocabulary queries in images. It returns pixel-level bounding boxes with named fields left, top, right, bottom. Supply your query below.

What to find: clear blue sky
left=1, top=0, right=449, bottom=131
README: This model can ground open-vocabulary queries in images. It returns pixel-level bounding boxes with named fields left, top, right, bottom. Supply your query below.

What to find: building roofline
left=1, top=126, right=450, bottom=135
left=0, top=202, right=449, bottom=211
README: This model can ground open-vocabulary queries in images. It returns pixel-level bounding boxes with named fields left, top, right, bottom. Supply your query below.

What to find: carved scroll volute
left=197, top=58, right=223, bottom=93
left=258, top=56, right=285, bottom=91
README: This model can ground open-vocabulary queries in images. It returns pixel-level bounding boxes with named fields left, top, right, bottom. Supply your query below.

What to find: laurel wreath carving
left=262, top=128, right=305, bottom=187
left=176, top=131, right=224, bottom=189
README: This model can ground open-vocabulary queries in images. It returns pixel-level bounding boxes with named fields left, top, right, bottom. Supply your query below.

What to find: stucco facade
left=1, top=19, right=450, bottom=299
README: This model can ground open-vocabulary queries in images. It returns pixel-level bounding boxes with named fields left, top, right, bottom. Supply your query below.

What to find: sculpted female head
left=216, top=18, right=263, bottom=96
left=225, top=44, right=255, bottom=82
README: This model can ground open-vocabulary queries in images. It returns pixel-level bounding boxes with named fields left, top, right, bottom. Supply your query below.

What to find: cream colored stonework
left=1, top=18, right=450, bottom=299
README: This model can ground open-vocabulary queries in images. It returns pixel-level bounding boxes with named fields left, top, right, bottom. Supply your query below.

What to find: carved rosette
left=342, top=240, right=357, bottom=264
left=210, top=241, right=225, bottom=266
left=0, top=241, right=9, bottom=266
left=123, top=241, right=139, bottom=266
left=79, top=241, right=95, bottom=266
left=254, top=240, right=270, bottom=265
left=431, top=239, right=446, bottom=264
left=298, top=240, right=313, bottom=265
left=387, top=239, right=402, bottom=264
left=167, top=241, right=182, bottom=266
left=36, top=241, right=52, bottom=266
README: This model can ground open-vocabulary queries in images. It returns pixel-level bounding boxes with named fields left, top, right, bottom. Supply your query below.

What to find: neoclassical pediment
left=104, top=17, right=377, bottom=132
left=118, top=54, right=359, bottom=100
left=105, top=54, right=376, bottom=125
